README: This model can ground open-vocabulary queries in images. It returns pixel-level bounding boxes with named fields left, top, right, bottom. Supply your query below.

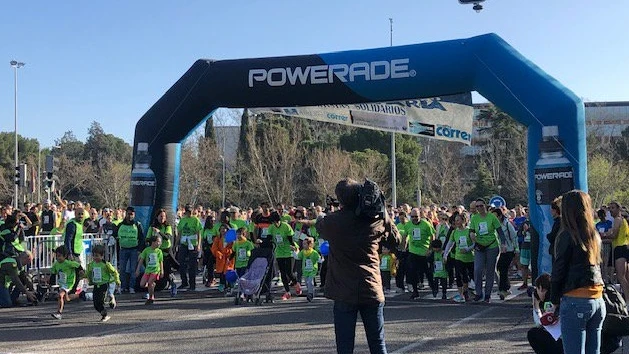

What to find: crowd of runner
left=1, top=196, right=629, bottom=326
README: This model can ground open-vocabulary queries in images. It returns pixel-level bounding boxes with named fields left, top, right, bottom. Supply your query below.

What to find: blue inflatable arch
left=132, top=33, right=585, bottom=275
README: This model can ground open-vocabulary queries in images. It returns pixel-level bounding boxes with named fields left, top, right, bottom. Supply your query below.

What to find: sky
left=1, top=0, right=628, bottom=148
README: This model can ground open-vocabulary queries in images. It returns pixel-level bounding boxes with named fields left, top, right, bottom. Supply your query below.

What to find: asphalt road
left=0, top=282, right=539, bottom=354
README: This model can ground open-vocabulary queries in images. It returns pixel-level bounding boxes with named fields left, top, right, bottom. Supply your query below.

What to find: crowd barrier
left=25, top=233, right=118, bottom=273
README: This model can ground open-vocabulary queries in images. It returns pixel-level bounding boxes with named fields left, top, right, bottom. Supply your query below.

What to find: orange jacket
left=211, top=236, right=234, bottom=274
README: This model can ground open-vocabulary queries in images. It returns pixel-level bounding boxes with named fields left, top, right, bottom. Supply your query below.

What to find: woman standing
left=146, top=209, right=177, bottom=296
left=551, top=190, right=605, bottom=354
left=493, top=208, right=519, bottom=300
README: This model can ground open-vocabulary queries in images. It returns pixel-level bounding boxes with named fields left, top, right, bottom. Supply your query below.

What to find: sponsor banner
left=250, top=93, right=473, bottom=145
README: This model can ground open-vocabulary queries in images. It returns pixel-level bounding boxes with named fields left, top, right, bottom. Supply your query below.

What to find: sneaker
left=453, top=294, right=465, bottom=303
left=499, top=291, right=507, bottom=300
left=307, top=294, right=314, bottom=302
left=109, top=295, right=117, bottom=309
left=281, top=292, right=291, bottom=300
left=129, top=288, right=136, bottom=294
left=294, top=283, right=302, bottom=296
left=101, top=315, right=111, bottom=322
left=473, top=295, right=483, bottom=302
left=463, top=291, right=470, bottom=302
left=145, top=299, right=154, bottom=305
left=410, top=292, right=420, bottom=300
left=218, top=284, right=225, bottom=292
left=51, top=312, right=62, bottom=320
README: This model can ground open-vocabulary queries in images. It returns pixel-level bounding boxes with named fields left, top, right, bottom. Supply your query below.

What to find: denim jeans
left=474, top=246, right=500, bottom=299
left=560, top=296, right=606, bottom=354
left=119, top=248, right=138, bottom=291
left=0, top=284, right=12, bottom=307
left=333, top=301, right=387, bottom=354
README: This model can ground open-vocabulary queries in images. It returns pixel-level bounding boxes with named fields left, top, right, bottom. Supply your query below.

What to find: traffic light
left=15, top=164, right=27, bottom=188
left=45, top=155, right=59, bottom=190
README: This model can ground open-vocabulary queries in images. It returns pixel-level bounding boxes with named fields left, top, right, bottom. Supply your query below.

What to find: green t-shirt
left=396, top=221, right=407, bottom=237
left=451, top=228, right=474, bottom=263
left=379, top=254, right=395, bottom=272
left=232, top=239, right=255, bottom=268
left=267, top=222, right=295, bottom=258
left=436, top=224, right=450, bottom=246
left=50, top=260, right=81, bottom=289
left=177, top=217, right=203, bottom=247
left=280, top=214, right=292, bottom=223
left=470, top=213, right=502, bottom=249
left=297, top=249, right=320, bottom=277
left=140, top=247, right=164, bottom=275
left=87, top=260, right=120, bottom=286
left=403, top=220, right=435, bottom=256
left=147, top=225, right=174, bottom=250
left=433, top=251, right=448, bottom=279
left=232, top=219, right=248, bottom=232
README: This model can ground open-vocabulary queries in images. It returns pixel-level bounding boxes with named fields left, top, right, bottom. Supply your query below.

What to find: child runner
left=135, top=235, right=164, bottom=305
left=232, top=227, right=255, bottom=278
left=444, top=213, right=475, bottom=303
left=87, top=244, right=121, bottom=322
left=519, top=221, right=532, bottom=290
left=379, top=245, right=397, bottom=293
left=292, top=237, right=321, bottom=302
left=50, top=246, right=83, bottom=319
left=428, top=239, right=448, bottom=300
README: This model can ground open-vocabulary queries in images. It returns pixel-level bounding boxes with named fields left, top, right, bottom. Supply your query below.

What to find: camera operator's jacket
left=316, top=209, right=401, bottom=305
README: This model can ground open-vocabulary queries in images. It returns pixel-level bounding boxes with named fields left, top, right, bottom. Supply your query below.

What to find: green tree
left=466, top=160, right=496, bottom=202
left=587, top=153, right=629, bottom=208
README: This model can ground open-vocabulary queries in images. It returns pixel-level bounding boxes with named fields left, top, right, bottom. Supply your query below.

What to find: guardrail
left=25, top=233, right=118, bottom=272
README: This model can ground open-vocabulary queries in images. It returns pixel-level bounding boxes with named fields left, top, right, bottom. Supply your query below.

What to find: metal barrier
left=25, top=233, right=118, bottom=272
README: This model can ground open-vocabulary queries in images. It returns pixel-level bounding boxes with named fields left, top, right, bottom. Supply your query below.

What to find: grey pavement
left=0, top=283, right=539, bottom=354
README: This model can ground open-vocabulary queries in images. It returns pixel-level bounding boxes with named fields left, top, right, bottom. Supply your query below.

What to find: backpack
left=602, top=283, right=629, bottom=337
left=355, top=179, right=386, bottom=220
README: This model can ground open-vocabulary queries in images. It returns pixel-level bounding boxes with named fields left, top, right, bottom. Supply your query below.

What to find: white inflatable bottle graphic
left=534, top=126, right=574, bottom=274
left=130, top=142, right=156, bottom=232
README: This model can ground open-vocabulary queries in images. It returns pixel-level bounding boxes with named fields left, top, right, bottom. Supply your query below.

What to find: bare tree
left=55, top=154, right=93, bottom=200
left=309, top=148, right=354, bottom=201
left=422, top=141, right=470, bottom=204
left=88, top=157, right=131, bottom=208
left=178, top=133, right=222, bottom=207
left=349, top=149, right=390, bottom=195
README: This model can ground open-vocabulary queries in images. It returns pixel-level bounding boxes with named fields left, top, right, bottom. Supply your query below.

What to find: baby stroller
left=234, top=247, right=275, bottom=306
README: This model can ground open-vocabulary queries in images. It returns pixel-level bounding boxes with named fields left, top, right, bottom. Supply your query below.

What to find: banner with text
left=250, top=93, right=474, bottom=145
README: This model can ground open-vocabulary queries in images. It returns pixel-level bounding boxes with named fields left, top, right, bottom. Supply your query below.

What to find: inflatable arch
left=132, top=33, right=586, bottom=276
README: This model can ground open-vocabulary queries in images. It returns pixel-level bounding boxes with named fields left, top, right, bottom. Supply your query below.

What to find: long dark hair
left=559, top=190, right=601, bottom=265
left=151, top=209, right=170, bottom=228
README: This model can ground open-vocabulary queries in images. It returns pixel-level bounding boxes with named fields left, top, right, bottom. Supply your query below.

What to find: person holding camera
left=527, top=273, right=564, bottom=354
left=316, top=178, right=401, bottom=354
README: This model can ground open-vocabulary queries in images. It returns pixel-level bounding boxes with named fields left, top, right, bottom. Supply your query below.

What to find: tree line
left=1, top=104, right=626, bottom=209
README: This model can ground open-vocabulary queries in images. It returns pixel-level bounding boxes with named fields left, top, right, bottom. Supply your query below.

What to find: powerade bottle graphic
left=130, top=142, right=156, bottom=232
left=534, top=126, right=574, bottom=274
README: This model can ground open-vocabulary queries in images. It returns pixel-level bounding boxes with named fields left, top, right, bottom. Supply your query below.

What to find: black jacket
left=550, top=230, right=603, bottom=305
left=547, top=216, right=561, bottom=259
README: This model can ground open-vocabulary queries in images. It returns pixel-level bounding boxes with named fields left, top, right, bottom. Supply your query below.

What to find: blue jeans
left=560, top=296, right=606, bottom=354
left=0, top=283, right=20, bottom=307
left=333, top=301, right=387, bottom=354
left=119, top=248, right=138, bottom=291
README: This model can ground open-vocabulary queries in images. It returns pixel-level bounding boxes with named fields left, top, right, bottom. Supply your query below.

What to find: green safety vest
left=118, top=223, right=139, bottom=249
left=0, top=257, right=17, bottom=288
left=69, top=219, right=84, bottom=255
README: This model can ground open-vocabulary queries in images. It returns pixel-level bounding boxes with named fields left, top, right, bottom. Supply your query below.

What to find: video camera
left=326, top=195, right=340, bottom=208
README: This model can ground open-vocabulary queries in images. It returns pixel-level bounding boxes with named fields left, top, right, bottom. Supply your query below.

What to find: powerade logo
left=131, top=180, right=156, bottom=187
left=248, top=59, right=416, bottom=88
left=436, top=125, right=471, bottom=142
left=535, top=171, right=573, bottom=180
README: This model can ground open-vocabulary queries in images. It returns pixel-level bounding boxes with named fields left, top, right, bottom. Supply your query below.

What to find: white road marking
left=391, top=337, right=435, bottom=354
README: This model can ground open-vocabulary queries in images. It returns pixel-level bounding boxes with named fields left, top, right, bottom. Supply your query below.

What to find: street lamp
left=10, top=60, right=25, bottom=209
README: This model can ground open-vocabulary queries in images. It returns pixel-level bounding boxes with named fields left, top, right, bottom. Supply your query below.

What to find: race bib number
left=43, top=216, right=50, bottom=224
left=261, top=228, right=269, bottom=238
left=412, top=228, right=421, bottom=241
left=458, top=237, right=468, bottom=249
left=434, top=261, right=443, bottom=272
left=380, top=257, right=388, bottom=270
left=275, top=234, right=283, bottom=244
left=92, top=267, right=102, bottom=283
left=58, top=271, right=67, bottom=287
left=478, top=222, right=489, bottom=235
left=238, top=248, right=247, bottom=260
left=304, top=259, right=314, bottom=271
left=524, top=232, right=531, bottom=243
left=148, top=253, right=158, bottom=267
left=296, top=231, right=307, bottom=241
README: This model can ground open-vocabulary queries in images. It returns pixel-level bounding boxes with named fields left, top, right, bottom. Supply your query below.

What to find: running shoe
left=307, top=294, right=314, bottom=302
left=101, top=315, right=111, bottom=322
left=499, top=290, right=508, bottom=300
left=452, top=294, right=465, bottom=303
left=51, top=312, right=62, bottom=320
left=473, top=295, right=483, bottom=302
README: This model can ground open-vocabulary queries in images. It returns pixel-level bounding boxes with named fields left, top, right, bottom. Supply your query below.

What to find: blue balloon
left=320, top=241, right=330, bottom=256
left=225, top=270, right=238, bottom=284
left=225, top=229, right=237, bottom=243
